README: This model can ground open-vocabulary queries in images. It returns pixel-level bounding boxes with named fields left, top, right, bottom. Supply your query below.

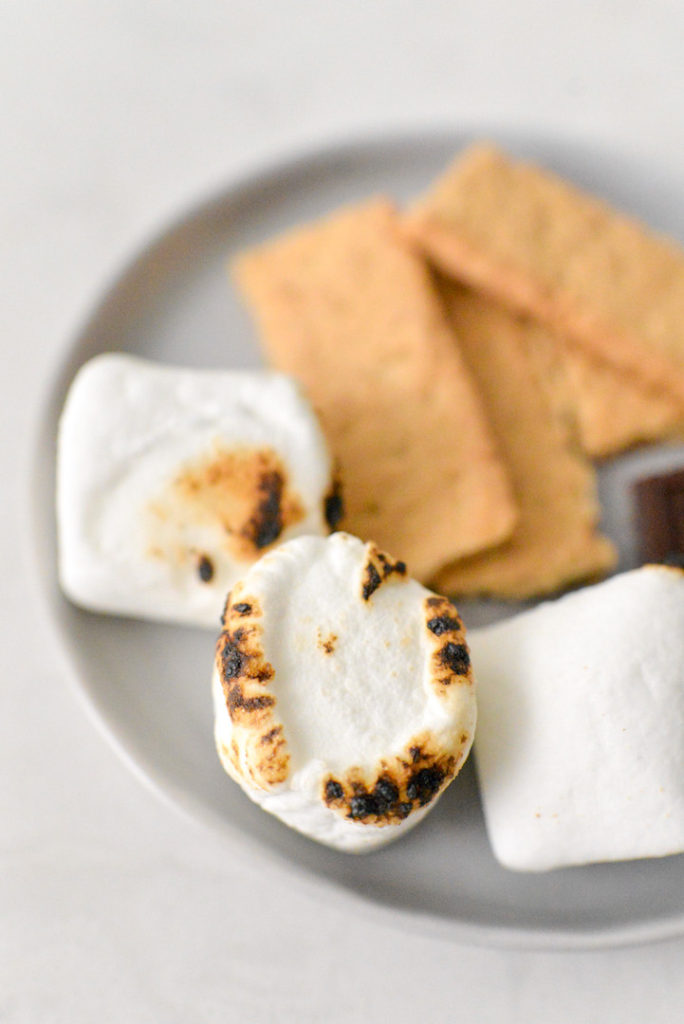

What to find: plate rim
left=25, top=123, right=684, bottom=951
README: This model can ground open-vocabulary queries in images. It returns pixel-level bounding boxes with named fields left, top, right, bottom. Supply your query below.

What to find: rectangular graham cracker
left=545, top=338, right=684, bottom=459
left=434, top=280, right=616, bottom=600
left=404, top=143, right=684, bottom=415
left=232, top=198, right=517, bottom=582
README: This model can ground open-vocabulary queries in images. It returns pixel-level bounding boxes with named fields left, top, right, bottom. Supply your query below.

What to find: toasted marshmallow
left=57, top=354, right=339, bottom=628
left=212, top=532, right=476, bottom=852
left=470, top=565, right=684, bottom=872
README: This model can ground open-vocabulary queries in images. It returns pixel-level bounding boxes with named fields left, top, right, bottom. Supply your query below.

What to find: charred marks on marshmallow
left=424, top=594, right=472, bottom=696
left=323, top=468, right=345, bottom=532
left=215, top=591, right=289, bottom=789
left=197, top=553, right=215, bottom=582
left=322, top=730, right=471, bottom=826
left=317, top=582, right=473, bottom=826
left=164, top=444, right=305, bottom=564
left=317, top=629, right=338, bottom=655
left=361, top=543, right=407, bottom=601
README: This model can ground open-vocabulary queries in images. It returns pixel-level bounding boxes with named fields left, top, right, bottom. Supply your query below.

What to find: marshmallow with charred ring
left=212, top=532, right=477, bottom=852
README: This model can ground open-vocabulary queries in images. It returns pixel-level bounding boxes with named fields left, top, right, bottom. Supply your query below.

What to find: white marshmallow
left=470, top=565, right=684, bottom=871
left=212, top=532, right=476, bottom=852
left=57, top=354, right=337, bottom=628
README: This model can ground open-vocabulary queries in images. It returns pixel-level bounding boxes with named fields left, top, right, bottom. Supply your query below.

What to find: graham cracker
left=434, top=280, right=616, bottom=600
left=404, top=143, right=684, bottom=411
left=546, top=338, right=684, bottom=459
left=552, top=342, right=679, bottom=458
left=232, top=198, right=517, bottom=582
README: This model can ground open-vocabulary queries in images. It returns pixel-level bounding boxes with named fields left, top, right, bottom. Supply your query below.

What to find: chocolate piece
left=633, top=467, right=684, bottom=564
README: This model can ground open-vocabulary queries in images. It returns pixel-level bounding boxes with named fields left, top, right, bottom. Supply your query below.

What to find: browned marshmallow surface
left=212, top=532, right=477, bottom=852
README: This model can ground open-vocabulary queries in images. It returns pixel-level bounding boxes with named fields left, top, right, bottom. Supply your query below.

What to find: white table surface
left=4, top=3, right=684, bottom=1020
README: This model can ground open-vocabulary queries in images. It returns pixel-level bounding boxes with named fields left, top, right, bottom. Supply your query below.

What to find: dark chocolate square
left=633, top=467, right=684, bottom=565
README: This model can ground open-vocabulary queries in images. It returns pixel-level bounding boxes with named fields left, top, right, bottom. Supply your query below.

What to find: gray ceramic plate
left=30, top=128, right=684, bottom=949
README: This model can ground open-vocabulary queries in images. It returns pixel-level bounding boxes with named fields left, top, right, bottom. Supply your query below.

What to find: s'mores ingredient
left=498, top=313, right=684, bottom=459
left=433, top=283, right=616, bottom=598
left=555, top=343, right=684, bottom=459
left=212, top=532, right=476, bottom=852
left=232, top=197, right=517, bottom=583
left=405, top=142, right=684, bottom=413
left=633, top=467, right=684, bottom=565
left=469, top=565, right=684, bottom=872
left=57, top=354, right=337, bottom=628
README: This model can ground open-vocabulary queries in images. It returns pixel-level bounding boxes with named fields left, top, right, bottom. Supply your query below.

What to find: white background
left=4, top=3, right=684, bottom=1020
